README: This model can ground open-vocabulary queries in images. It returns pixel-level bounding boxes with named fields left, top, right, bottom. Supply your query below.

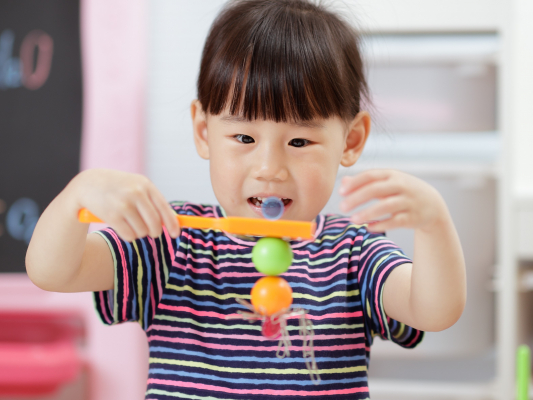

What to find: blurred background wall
left=0, top=0, right=148, bottom=399
left=4, top=0, right=533, bottom=399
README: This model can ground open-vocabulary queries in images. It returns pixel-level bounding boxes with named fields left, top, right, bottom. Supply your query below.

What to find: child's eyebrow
left=220, top=115, right=325, bottom=129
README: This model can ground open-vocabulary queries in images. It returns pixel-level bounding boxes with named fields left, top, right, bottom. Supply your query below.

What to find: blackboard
left=0, top=0, right=82, bottom=273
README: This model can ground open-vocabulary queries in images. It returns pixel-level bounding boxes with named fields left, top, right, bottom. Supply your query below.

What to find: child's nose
left=252, top=147, right=289, bottom=182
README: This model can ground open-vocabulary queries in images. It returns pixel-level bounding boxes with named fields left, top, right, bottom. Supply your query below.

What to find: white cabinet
left=517, top=196, right=533, bottom=260
left=339, top=0, right=533, bottom=399
left=350, top=0, right=502, bottom=32
left=328, top=1, right=533, bottom=399
left=364, top=35, right=498, bottom=134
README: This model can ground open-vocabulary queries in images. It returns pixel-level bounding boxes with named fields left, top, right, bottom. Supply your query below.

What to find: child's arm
left=339, top=169, right=466, bottom=332
left=26, top=169, right=181, bottom=293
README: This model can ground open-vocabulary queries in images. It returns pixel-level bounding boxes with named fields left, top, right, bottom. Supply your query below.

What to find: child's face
left=191, top=101, right=370, bottom=222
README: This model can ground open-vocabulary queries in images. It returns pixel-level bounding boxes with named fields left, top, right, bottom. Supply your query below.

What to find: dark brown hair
left=197, top=0, right=368, bottom=123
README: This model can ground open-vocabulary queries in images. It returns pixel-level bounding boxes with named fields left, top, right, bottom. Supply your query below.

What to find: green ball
left=252, top=238, right=293, bottom=275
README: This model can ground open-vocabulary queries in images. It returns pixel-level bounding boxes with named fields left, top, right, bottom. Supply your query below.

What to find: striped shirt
left=93, top=201, right=423, bottom=399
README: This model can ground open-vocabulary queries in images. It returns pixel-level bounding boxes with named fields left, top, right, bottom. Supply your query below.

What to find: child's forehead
left=216, top=113, right=327, bottom=129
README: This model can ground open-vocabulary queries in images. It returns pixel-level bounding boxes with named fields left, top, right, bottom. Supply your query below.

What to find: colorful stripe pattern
left=93, top=201, right=423, bottom=399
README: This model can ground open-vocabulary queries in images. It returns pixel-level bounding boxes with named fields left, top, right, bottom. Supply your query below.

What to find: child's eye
left=234, top=134, right=255, bottom=144
left=289, top=138, right=310, bottom=148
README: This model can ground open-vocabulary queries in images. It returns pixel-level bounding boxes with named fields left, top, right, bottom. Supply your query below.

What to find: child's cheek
left=298, top=162, right=336, bottom=217
left=209, top=155, right=243, bottom=210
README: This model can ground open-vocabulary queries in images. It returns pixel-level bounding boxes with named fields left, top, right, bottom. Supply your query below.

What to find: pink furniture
left=0, top=276, right=149, bottom=400
left=0, top=312, right=83, bottom=396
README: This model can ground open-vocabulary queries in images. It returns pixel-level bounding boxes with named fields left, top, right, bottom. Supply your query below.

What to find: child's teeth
left=250, top=197, right=291, bottom=207
left=250, top=197, right=263, bottom=206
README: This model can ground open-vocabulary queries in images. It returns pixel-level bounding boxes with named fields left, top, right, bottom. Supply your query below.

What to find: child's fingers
left=149, top=189, right=181, bottom=238
left=340, top=180, right=401, bottom=213
left=136, top=197, right=163, bottom=238
left=112, top=218, right=139, bottom=242
left=350, top=196, right=407, bottom=224
left=339, top=169, right=391, bottom=196
left=121, top=203, right=151, bottom=239
left=366, top=212, right=410, bottom=233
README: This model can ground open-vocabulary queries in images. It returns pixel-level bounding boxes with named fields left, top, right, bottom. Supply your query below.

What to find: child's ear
left=340, top=111, right=371, bottom=167
left=191, top=100, right=210, bottom=160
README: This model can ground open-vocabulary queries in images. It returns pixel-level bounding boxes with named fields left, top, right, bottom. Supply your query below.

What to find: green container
left=517, top=345, right=531, bottom=400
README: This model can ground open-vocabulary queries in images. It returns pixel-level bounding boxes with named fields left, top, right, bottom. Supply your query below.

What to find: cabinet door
left=349, top=0, right=502, bottom=32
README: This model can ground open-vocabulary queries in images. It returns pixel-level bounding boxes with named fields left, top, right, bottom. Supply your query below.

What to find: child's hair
left=197, top=0, right=368, bottom=124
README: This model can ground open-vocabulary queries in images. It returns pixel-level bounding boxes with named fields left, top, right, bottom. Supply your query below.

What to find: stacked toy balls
left=250, top=197, right=294, bottom=317
left=251, top=238, right=293, bottom=315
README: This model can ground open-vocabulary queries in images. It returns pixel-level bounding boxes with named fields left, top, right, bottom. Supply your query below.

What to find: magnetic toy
left=229, top=197, right=320, bottom=383
left=79, top=197, right=320, bottom=382
left=78, top=208, right=315, bottom=240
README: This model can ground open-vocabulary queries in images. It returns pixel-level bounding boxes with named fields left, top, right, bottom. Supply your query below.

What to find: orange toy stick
left=78, top=208, right=315, bottom=240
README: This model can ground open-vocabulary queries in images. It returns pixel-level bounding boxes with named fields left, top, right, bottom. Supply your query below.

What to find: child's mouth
left=247, top=197, right=292, bottom=217
left=249, top=197, right=292, bottom=207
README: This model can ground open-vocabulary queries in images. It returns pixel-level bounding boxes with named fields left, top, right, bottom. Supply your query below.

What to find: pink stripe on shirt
left=107, top=229, right=129, bottom=321
left=147, top=379, right=369, bottom=396
left=148, top=236, right=162, bottom=301
left=158, top=304, right=362, bottom=321
left=98, top=291, right=112, bottom=324
left=148, top=334, right=366, bottom=352
left=148, top=324, right=364, bottom=342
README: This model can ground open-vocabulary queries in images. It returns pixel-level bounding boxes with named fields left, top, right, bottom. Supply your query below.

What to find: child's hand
left=339, top=169, right=448, bottom=233
left=73, top=169, right=181, bottom=241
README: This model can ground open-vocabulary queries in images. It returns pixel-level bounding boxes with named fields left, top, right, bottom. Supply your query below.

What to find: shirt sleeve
left=92, top=204, right=182, bottom=330
left=353, top=226, right=424, bottom=349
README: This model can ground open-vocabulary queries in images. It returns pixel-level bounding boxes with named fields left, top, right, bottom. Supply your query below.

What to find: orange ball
left=251, top=276, right=293, bottom=316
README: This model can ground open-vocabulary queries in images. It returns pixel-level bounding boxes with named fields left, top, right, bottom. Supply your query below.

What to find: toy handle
left=77, top=208, right=223, bottom=230
left=78, top=208, right=103, bottom=223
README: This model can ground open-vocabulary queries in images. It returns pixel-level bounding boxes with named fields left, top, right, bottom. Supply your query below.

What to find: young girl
left=26, top=0, right=466, bottom=399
